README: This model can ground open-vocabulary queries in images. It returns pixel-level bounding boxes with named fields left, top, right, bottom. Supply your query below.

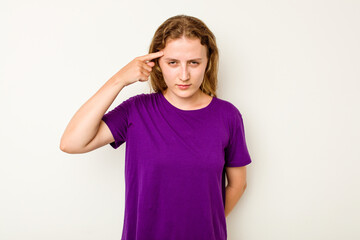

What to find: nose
left=179, top=64, right=190, bottom=81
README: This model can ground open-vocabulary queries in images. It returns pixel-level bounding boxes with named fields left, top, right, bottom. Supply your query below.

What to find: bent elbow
left=60, top=142, right=70, bottom=153
left=60, top=141, right=66, bottom=152
left=59, top=140, right=74, bottom=154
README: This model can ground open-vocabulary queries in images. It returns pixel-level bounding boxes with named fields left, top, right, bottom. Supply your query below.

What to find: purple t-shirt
left=101, top=91, right=252, bottom=240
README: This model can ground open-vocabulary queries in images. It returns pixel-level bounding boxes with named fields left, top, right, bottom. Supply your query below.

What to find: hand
left=112, top=51, right=164, bottom=87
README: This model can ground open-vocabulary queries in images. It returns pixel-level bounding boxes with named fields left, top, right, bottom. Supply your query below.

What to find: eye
left=190, top=61, right=199, bottom=65
left=168, top=61, right=177, bottom=65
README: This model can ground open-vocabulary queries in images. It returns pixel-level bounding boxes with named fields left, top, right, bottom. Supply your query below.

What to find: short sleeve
left=224, top=109, right=252, bottom=167
left=101, top=96, right=135, bottom=149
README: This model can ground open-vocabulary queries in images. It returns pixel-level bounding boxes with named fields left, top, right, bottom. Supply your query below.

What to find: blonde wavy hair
left=148, top=15, right=219, bottom=97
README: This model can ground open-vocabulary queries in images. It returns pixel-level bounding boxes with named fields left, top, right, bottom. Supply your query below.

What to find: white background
left=1, top=0, right=359, bottom=239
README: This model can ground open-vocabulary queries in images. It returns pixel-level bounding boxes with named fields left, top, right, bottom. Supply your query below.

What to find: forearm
left=224, top=184, right=246, bottom=218
left=60, top=77, right=125, bottom=151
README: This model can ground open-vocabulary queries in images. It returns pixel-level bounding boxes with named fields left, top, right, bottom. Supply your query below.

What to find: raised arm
left=60, top=51, right=164, bottom=154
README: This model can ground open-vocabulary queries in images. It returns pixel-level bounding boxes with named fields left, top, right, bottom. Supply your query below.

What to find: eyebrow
left=164, top=58, right=203, bottom=61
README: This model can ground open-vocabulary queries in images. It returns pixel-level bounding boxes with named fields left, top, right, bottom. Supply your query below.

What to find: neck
left=163, top=89, right=209, bottom=110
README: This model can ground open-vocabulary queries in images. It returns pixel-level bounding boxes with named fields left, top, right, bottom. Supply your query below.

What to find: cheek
left=160, top=65, right=175, bottom=78
left=193, top=66, right=207, bottom=77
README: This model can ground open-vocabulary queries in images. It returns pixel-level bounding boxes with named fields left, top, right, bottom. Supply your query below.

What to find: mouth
left=177, top=84, right=191, bottom=90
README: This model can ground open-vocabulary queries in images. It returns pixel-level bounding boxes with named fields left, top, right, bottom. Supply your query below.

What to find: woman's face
left=158, top=36, right=208, bottom=100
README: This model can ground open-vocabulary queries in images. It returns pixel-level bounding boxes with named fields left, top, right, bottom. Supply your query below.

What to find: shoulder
left=213, top=97, right=245, bottom=134
left=130, top=92, right=158, bottom=103
left=214, top=96, right=243, bottom=118
left=123, top=92, right=159, bottom=110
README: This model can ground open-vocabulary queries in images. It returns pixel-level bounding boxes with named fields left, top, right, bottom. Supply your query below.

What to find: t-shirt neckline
left=158, top=91, right=215, bottom=113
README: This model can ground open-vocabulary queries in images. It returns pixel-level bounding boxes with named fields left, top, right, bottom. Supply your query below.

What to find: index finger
left=139, top=51, right=164, bottom=62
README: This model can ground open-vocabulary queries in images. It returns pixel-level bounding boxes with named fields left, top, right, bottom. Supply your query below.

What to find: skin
left=158, top=36, right=213, bottom=110
left=225, top=166, right=247, bottom=217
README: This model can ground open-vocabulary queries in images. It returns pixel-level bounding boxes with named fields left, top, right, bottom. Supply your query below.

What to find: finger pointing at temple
left=138, top=51, right=164, bottom=62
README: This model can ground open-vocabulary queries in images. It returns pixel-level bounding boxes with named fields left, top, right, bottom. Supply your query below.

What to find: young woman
left=60, top=14, right=252, bottom=240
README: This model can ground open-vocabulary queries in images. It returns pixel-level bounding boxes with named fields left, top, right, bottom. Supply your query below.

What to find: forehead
left=162, top=37, right=207, bottom=59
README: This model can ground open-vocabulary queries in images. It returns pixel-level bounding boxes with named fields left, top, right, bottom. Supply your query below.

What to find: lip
left=177, top=84, right=191, bottom=90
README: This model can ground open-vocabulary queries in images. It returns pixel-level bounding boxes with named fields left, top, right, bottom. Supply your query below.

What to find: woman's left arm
left=224, top=166, right=247, bottom=218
